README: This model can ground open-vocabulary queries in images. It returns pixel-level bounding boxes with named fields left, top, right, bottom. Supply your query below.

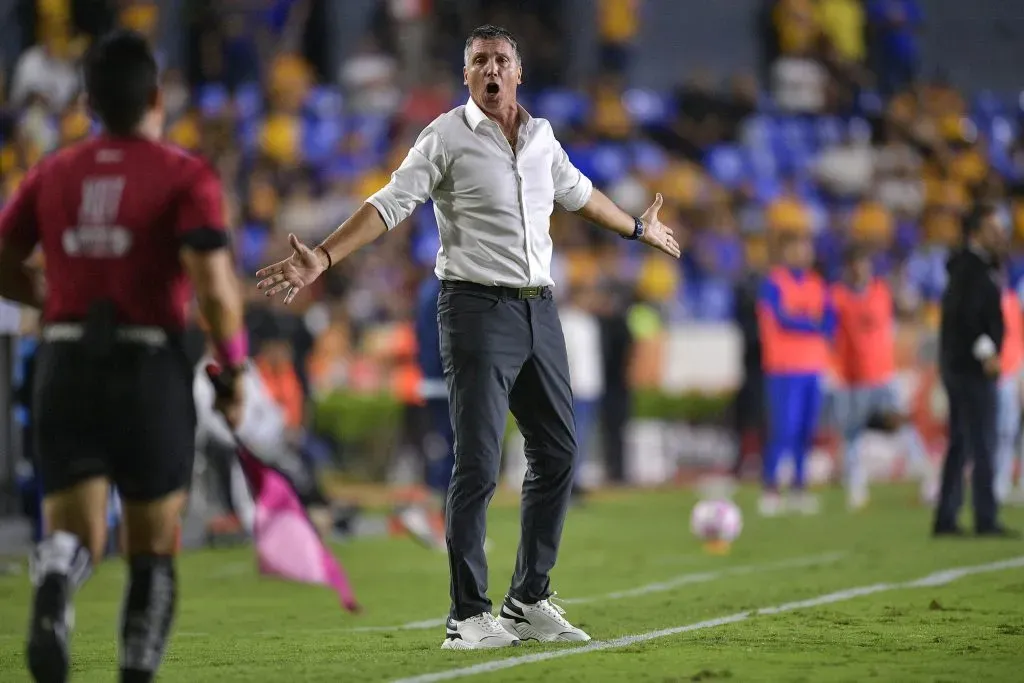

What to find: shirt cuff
left=365, top=194, right=399, bottom=231
left=557, top=174, right=594, bottom=213
left=973, top=335, right=997, bottom=361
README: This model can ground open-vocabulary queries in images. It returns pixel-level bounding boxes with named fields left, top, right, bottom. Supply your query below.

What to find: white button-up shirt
left=367, top=97, right=594, bottom=288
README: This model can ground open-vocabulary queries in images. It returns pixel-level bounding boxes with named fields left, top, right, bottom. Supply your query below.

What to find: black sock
left=119, top=555, right=177, bottom=683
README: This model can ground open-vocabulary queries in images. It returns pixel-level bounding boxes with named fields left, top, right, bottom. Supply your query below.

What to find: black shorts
left=33, top=339, right=196, bottom=501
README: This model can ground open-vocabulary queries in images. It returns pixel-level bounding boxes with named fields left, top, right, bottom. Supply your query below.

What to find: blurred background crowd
left=3, top=0, right=1024, bottom=501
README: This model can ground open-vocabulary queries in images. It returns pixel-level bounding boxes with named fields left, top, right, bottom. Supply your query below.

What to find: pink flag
left=234, top=445, right=360, bottom=612
left=205, top=365, right=359, bottom=612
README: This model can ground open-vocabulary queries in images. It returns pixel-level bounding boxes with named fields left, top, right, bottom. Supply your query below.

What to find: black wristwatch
left=621, top=216, right=645, bottom=241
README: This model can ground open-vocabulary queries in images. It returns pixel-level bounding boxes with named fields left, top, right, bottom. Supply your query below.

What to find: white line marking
left=342, top=551, right=846, bottom=634
left=389, top=555, right=1024, bottom=683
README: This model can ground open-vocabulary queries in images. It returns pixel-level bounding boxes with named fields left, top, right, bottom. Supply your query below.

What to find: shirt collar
left=464, top=96, right=532, bottom=132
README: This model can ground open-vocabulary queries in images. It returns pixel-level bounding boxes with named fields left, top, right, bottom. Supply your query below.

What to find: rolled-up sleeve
left=551, top=138, right=593, bottom=212
left=367, top=128, right=447, bottom=230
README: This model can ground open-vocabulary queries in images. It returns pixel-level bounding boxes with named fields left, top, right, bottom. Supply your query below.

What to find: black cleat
left=932, top=525, right=967, bottom=538
left=27, top=574, right=72, bottom=683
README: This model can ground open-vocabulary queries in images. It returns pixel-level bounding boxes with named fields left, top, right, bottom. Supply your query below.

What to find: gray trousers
left=438, top=282, right=577, bottom=620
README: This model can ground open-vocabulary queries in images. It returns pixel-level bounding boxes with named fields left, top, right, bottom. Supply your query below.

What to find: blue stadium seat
left=631, top=140, right=669, bottom=177
left=973, top=90, right=1005, bottom=122
left=621, top=89, right=673, bottom=126
left=847, top=117, right=872, bottom=143
left=589, top=143, right=631, bottom=186
left=198, top=83, right=230, bottom=117
left=535, top=89, right=589, bottom=129
left=752, top=175, right=782, bottom=204
left=564, top=143, right=597, bottom=183
left=238, top=120, right=261, bottom=156
left=239, top=225, right=271, bottom=273
left=305, top=86, right=344, bottom=121
left=815, top=117, right=844, bottom=148
left=740, top=114, right=777, bottom=151
left=234, top=82, right=263, bottom=122
left=705, top=144, right=749, bottom=190
left=302, top=119, right=344, bottom=166
left=349, top=114, right=391, bottom=156
left=856, top=89, right=883, bottom=117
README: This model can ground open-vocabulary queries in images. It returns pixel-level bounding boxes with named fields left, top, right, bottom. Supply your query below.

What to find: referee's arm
left=0, top=166, right=44, bottom=308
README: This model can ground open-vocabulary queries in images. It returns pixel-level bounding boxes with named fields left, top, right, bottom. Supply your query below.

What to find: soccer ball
left=690, top=499, right=743, bottom=545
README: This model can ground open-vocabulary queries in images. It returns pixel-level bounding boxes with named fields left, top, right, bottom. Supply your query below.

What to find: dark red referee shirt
left=0, top=136, right=228, bottom=330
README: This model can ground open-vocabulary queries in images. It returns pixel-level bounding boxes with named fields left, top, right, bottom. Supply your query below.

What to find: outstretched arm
left=758, top=279, right=822, bottom=333
left=257, top=128, right=447, bottom=303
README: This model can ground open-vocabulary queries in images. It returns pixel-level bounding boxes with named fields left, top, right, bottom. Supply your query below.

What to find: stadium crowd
left=3, top=0, right=1024, bottom=492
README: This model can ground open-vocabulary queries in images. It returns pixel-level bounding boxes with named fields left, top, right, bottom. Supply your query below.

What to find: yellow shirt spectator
left=260, top=113, right=301, bottom=166
left=119, top=3, right=159, bottom=35
left=817, top=0, right=865, bottom=62
left=636, top=254, right=679, bottom=304
left=599, top=0, right=639, bottom=44
left=168, top=111, right=201, bottom=151
left=1013, top=201, right=1024, bottom=244
left=765, top=195, right=811, bottom=235
left=660, top=161, right=702, bottom=207
left=60, top=107, right=91, bottom=145
left=268, top=53, right=312, bottom=113
left=356, top=168, right=391, bottom=202
left=950, top=148, right=988, bottom=188
left=774, top=0, right=820, bottom=56
left=564, top=251, right=601, bottom=289
left=850, top=200, right=894, bottom=246
left=592, top=85, right=632, bottom=139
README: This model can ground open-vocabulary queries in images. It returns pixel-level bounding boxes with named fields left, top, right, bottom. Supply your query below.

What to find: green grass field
left=1, top=485, right=1023, bottom=682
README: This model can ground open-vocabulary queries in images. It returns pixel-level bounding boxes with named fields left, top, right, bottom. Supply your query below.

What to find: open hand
left=256, top=233, right=328, bottom=305
left=640, top=193, right=682, bottom=258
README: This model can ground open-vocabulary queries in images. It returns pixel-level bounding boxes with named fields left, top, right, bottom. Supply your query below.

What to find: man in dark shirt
left=935, top=204, right=1019, bottom=538
left=0, top=31, right=247, bottom=683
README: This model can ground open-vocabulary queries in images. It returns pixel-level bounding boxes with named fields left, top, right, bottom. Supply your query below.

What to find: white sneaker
left=498, top=594, right=591, bottom=643
left=758, top=492, right=785, bottom=517
left=847, top=487, right=869, bottom=511
left=788, top=491, right=820, bottom=516
left=440, top=613, right=522, bottom=650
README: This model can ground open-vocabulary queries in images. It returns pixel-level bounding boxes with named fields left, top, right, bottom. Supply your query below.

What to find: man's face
left=783, top=236, right=812, bottom=269
left=464, top=38, right=522, bottom=112
left=979, top=213, right=1008, bottom=254
left=847, top=256, right=873, bottom=286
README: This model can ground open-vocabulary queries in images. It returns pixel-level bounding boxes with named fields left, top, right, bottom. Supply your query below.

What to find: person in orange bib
left=831, top=246, right=934, bottom=510
left=756, top=232, right=835, bottom=516
left=995, top=285, right=1024, bottom=503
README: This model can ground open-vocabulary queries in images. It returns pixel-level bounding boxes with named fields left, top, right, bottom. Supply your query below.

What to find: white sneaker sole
left=498, top=619, right=591, bottom=643
left=440, top=636, right=521, bottom=650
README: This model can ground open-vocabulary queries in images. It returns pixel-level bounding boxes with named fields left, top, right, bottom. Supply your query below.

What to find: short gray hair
left=463, top=25, right=521, bottom=67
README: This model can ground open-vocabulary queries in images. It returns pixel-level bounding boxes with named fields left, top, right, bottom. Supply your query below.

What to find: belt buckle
left=518, top=286, right=541, bottom=299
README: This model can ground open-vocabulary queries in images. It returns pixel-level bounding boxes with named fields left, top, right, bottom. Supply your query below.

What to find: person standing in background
left=995, top=284, right=1024, bottom=504
left=731, top=238, right=767, bottom=479
left=413, top=273, right=455, bottom=533
left=757, top=231, right=835, bottom=516
left=597, top=0, right=639, bottom=75
left=560, top=282, right=605, bottom=502
left=934, top=204, right=1017, bottom=537
left=831, top=246, right=934, bottom=511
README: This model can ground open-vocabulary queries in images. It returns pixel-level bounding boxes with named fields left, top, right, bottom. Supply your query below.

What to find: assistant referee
left=256, top=24, right=680, bottom=649
left=935, top=203, right=1019, bottom=538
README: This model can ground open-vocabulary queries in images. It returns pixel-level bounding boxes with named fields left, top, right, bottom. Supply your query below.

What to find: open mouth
left=486, top=83, right=500, bottom=95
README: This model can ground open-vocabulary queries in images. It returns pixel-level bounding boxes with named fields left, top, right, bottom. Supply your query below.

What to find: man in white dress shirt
left=256, top=25, right=680, bottom=649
